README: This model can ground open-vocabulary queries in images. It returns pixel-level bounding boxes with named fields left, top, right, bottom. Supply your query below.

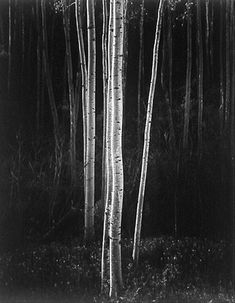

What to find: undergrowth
left=0, top=237, right=233, bottom=302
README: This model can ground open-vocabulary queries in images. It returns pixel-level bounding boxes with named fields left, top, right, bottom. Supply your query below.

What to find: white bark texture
left=85, top=0, right=96, bottom=241
left=132, top=0, right=164, bottom=265
left=101, top=0, right=113, bottom=292
left=109, top=0, right=124, bottom=297
left=75, top=0, right=96, bottom=241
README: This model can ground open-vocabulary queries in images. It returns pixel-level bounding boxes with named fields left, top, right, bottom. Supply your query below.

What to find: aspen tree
left=183, top=0, right=192, bottom=151
left=101, top=0, right=108, bottom=214
left=85, top=0, right=96, bottom=241
left=101, top=0, right=111, bottom=293
left=109, top=0, right=124, bottom=297
left=75, top=0, right=88, bottom=187
left=133, top=0, right=164, bottom=265
left=196, top=0, right=203, bottom=157
left=75, top=0, right=96, bottom=241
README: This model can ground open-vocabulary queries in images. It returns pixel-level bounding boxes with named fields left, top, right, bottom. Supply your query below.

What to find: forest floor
left=0, top=237, right=234, bottom=302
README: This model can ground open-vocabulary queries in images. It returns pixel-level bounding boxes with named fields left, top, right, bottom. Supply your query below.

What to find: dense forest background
left=0, top=0, right=232, bottom=249
left=0, top=0, right=234, bottom=301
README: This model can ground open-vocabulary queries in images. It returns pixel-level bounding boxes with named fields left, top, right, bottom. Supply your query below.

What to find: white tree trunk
left=85, top=0, right=96, bottom=241
left=101, top=0, right=113, bottom=292
left=75, top=0, right=96, bottom=241
left=132, top=0, right=164, bottom=265
left=109, top=0, right=124, bottom=297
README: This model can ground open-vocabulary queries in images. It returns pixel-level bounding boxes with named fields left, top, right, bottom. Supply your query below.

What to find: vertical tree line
left=3, top=0, right=235, bottom=298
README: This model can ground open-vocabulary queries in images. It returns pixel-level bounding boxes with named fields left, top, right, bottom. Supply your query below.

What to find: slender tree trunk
left=100, top=0, right=108, bottom=226
left=63, top=0, right=77, bottom=200
left=101, top=0, right=108, bottom=212
left=84, top=0, right=96, bottom=241
left=75, top=0, right=88, bottom=204
left=109, top=0, right=124, bottom=297
left=101, top=0, right=115, bottom=292
left=197, top=0, right=203, bottom=158
left=8, top=0, right=12, bottom=93
left=132, top=0, right=164, bottom=265
left=183, top=1, right=192, bottom=151
left=137, top=0, right=144, bottom=148
left=101, top=0, right=110, bottom=293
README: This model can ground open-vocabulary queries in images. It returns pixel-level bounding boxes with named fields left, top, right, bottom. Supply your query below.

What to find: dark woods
left=0, top=0, right=234, bottom=299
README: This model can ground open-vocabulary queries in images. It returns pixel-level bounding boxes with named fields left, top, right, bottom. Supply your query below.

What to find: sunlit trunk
left=85, top=0, right=96, bottom=241
left=101, top=0, right=109, bottom=293
left=109, top=0, right=124, bottom=297
left=183, top=0, right=192, bottom=151
left=101, top=0, right=108, bottom=213
left=132, top=0, right=164, bottom=265
left=75, top=0, right=96, bottom=241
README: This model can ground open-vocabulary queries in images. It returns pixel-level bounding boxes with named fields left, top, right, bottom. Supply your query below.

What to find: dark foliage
left=0, top=237, right=233, bottom=302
